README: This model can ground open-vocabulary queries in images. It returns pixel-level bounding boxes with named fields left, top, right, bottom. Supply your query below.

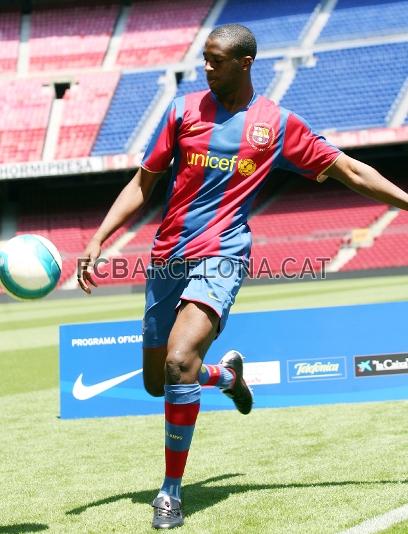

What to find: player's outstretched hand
left=77, top=238, right=101, bottom=294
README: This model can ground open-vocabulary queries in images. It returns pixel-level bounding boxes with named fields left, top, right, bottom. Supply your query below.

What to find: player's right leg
left=142, top=262, right=187, bottom=397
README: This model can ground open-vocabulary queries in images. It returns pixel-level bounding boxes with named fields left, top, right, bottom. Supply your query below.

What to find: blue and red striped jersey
left=142, top=91, right=340, bottom=263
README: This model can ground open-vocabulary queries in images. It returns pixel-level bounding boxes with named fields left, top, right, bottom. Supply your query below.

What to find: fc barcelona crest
left=247, top=122, right=275, bottom=151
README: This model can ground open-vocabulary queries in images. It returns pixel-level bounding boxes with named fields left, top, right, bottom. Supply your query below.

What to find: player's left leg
left=152, top=300, right=218, bottom=529
left=183, top=257, right=253, bottom=414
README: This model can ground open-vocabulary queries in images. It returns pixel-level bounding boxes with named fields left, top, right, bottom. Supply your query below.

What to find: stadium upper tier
left=281, top=42, right=408, bottom=132
left=215, top=0, right=319, bottom=48
left=318, top=0, right=408, bottom=42
left=116, top=0, right=213, bottom=67
left=92, top=71, right=165, bottom=156
left=0, top=79, right=53, bottom=163
left=29, top=4, right=120, bottom=71
left=0, top=11, right=20, bottom=73
left=56, top=72, right=120, bottom=159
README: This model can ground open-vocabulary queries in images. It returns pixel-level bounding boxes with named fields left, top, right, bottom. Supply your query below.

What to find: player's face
left=203, top=38, right=251, bottom=96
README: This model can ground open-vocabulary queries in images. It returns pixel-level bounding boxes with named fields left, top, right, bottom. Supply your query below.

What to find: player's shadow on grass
left=0, top=524, right=48, bottom=533
left=66, top=474, right=408, bottom=518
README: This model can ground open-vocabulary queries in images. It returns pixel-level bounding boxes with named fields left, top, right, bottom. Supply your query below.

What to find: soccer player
left=78, top=24, right=408, bottom=529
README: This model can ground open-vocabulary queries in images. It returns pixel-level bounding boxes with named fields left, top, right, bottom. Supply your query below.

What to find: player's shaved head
left=208, top=24, right=257, bottom=60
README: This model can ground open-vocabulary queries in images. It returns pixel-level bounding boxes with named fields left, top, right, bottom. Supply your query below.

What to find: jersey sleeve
left=278, top=112, right=341, bottom=182
left=141, top=99, right=183, bottom=173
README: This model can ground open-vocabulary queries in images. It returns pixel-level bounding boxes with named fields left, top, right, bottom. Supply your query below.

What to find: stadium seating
left=281, top=42, right=408, bottom=132
left=116, top=0, right=213, bottom=67
left=215, top=0, right=319, bottom=48
left=249, top=181, right=388, bottom=276
left=29, top=4, right=119, bottom=71
left=0, top=10, right=20, bottom=73
left=318, top=0, right=408, bottom=42
left=55, top=72, right=120, bottom=160
left=0, top=79, right=53, bottom=163
left=342, top=210, right=408, bottom=271
left=92, top=71, right=164, bottom=156
left=176, top=57, right=278, bottom=97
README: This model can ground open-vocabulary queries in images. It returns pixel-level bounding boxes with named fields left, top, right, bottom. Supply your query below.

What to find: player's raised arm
left=327, top=153, right=408, bottom=210
left=78, top=166, right=162, bottom=294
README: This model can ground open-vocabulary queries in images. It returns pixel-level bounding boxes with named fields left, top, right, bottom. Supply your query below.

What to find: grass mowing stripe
left=238, top=276, right=408, bottom=301
left=0, top=306, right=145, bottom=332
left=0, top=297, right=146, bottom=324
left=0, top=346, right=57, bottom=397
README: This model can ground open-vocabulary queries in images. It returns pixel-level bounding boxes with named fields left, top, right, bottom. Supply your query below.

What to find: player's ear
left=240, top=56, right=253, bottom=71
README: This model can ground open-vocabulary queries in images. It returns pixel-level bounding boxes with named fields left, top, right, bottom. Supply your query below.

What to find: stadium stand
left=0, top=79, right=53, bottom=163
left=116, top=0, right=213, bottom=67
left=280, top=42, right=408, bottom=132
left=29, top=3, right=119, bottom=71
left=55, top=72, right=120, bottom=159
left=0, top=10, right=20, bottom=73
left=249, top=181, right=389, bottom=276
left=92, top=71, right=165, bottom=156
left=215, top=0, right=319, bottom=48
left=318, top=0, right=408, bottom=42
left=342, top=210, right=408, bottom=271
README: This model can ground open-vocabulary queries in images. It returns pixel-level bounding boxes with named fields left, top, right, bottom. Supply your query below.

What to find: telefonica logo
left=186, top=151, right=256, bottom=176
left=287, top=357, right=347, bottom=382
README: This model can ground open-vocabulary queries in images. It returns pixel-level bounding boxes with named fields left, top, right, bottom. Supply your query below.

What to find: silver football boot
left=151, top=494, right=184, bottom=529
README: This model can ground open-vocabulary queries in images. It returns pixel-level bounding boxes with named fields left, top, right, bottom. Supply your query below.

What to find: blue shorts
left=143, top=257, right=245, bottom=348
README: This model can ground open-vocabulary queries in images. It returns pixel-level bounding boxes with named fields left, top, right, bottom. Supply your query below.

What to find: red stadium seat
left=117, top=0, right=213, bottom=67
left=0, top=11, right=20, bottom=73
left=342, top=211, right=408, bottom=271
left=0, top=79, right=53, bottom=163
left=55, top=72, right=120, bottom=159
left=29, top=4, right=120, bottom=71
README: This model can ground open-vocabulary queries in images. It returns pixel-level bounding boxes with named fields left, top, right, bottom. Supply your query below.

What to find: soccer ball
left=0, top=234, right=62, bottom=300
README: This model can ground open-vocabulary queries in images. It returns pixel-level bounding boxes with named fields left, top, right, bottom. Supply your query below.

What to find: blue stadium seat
left=281, top=42, right=408, bottom=132
left=92, top=71, right=164, bottom=156
left=215, top=0, right=320, bottom=48
left=318, top=0, right=408, bottom=42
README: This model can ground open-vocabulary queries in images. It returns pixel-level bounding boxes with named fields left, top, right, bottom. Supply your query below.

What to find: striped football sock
left=159, top=384, right=201, bottom=501
left=198, top=364, right=235, bottom=389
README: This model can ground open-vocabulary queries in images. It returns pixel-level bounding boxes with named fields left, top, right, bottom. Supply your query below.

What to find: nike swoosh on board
left=72, top=368, right=143, bottom=400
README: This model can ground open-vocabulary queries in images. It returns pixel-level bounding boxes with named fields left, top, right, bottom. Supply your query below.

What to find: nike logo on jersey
left=72, top=368, right=143, bottom=400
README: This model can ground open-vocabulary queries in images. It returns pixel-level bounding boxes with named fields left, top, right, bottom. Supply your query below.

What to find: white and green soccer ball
left=0, top=234, right=62, bottom=300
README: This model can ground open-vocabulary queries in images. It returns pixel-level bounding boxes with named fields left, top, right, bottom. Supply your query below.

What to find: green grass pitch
left=1, top=275, right=408, bottom=533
